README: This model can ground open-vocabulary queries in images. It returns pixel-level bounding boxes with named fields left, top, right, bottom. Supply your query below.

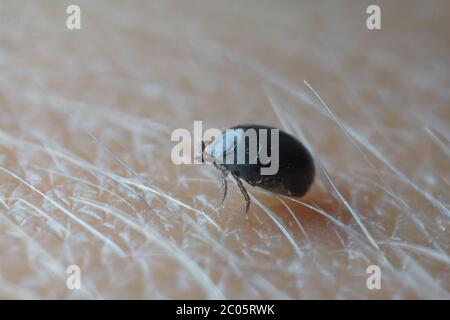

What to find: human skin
left=0, top=0, right=448, bottom=299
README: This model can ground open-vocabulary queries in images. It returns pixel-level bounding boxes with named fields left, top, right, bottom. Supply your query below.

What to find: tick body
left=202, top=124, right=315, bottom=212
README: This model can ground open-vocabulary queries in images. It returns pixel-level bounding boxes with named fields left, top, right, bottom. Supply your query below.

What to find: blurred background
left=0, top=0, right=448, bottom=299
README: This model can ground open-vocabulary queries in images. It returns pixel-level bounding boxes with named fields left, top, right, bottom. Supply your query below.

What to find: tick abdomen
left=217, top=125, right=315, bottom=197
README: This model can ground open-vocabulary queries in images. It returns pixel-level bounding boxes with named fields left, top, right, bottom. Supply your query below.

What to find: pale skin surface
left=0, top=0, right=449, bottom=299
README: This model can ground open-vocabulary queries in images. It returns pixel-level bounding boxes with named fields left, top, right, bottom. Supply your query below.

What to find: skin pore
left=0, top=0, right=448, bottom=298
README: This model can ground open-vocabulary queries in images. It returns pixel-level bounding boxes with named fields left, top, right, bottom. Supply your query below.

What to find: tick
left=201, top=124, right=315, bottom=212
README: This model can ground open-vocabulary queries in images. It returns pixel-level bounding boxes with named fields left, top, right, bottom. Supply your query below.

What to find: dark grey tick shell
left=211, top=124, right=315, bottom=197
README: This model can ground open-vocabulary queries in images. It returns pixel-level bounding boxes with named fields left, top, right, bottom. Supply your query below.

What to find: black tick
left=201, top=124, right=315, bottom=212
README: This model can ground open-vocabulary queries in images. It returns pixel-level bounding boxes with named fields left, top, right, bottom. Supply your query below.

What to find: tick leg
left=213, top=161, right=229, bottom=206
left=201, top=141, right=206, bottom=163
left=196, top=140, right=215, bottom=163
left=232, top=172, right=251, bottom=213
left=220, top=170, right=228, bottom=206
